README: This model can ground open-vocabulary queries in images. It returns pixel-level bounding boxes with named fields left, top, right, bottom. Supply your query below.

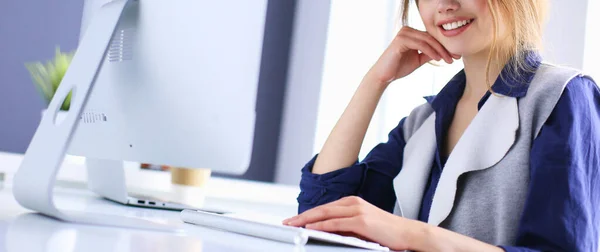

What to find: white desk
left=0, top=153, right=363, bottom=252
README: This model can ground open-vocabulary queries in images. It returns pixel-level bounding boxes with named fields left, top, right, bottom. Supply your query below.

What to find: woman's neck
left=461, top=49, right=506, bottom=101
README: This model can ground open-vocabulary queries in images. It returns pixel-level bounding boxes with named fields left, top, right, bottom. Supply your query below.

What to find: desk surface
left=0, top=151, right=364, bottom=252
left=0, top=184, right=369, bottom=252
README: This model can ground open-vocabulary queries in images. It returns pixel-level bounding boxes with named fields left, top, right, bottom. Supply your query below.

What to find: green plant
left=25, top=47, right=75, bottom=111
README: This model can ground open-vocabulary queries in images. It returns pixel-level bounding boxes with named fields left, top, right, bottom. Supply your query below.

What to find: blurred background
left=0, top=0, right=598, bottom=186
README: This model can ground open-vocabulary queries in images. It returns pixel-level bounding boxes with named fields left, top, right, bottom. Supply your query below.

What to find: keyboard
left=180, top=209, right=389, bottom=251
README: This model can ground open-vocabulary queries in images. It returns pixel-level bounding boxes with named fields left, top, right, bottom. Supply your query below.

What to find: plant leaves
left=61, top=90, right=72, bottom=111
left=24, top=46, right=75, bottom=110
left=25, top=62, right=53, bottom=102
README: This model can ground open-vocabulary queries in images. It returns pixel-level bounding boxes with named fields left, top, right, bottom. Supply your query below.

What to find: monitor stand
left=12, top=0, right=180, bottom=232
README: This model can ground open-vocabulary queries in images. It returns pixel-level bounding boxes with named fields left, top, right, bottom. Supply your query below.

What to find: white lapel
left=427, top=94, right=519, bottom=226
left=393, top=114, right=437, bottom=219
left=392, top=94, right=519, bottom=226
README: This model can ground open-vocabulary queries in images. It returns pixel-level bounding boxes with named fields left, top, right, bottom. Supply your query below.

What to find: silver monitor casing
left=71, top=0, right=266, bottom=172
left=13, top=0, right=267, bottom=230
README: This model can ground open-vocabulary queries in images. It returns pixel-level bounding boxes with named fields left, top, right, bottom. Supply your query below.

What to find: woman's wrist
left=361, top=73, right=390, bottom=92
left=404, top=220, right=448, bottom=252
left=404, top=220, right=504, bottom=252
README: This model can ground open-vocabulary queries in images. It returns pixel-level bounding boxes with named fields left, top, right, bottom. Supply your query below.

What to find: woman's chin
left=444, top=47, right=467, bottom=57
left=444, top=44, right=493, bottom=60
left=440, top=43, right=479, bottom=57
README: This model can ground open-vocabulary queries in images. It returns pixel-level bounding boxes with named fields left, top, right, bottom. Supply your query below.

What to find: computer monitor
left=13, top=0, right=268, bottom=230
left=69, top=0, right=267, bottom=173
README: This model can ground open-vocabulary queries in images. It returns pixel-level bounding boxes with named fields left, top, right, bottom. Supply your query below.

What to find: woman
left=283, top=0, right=599, bottom=251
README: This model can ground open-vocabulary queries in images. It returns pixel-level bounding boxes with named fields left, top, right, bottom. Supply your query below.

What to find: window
left=313, top=1, right=464, bottom=159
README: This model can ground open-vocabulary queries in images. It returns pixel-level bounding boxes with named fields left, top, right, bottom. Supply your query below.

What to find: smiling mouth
left=440, top=19, right=474, bottom=31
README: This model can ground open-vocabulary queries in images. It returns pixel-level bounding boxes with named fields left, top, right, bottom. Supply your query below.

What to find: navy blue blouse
left=297, top=55, right=600, bottom=251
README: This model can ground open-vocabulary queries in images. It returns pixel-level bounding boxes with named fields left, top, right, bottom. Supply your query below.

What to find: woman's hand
left=284, top=196, right=506, bottom=252
left=283, top=196, right=424, bottom=251
left=365, top=26, right=460, bottom=87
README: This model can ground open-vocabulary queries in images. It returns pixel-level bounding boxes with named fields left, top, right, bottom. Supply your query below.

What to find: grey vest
left=392, top=63, right=586, bottom=245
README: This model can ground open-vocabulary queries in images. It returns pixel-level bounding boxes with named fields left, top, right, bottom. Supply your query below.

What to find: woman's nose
left=437, top=0, right=460, bottom=14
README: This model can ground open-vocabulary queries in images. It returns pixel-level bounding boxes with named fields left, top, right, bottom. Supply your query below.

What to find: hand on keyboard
left=180, top=209, right=390, bottom=251
left=283, top=196, right=421, bottom=251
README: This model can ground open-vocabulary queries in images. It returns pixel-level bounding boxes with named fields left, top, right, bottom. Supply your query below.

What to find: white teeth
left=442, top=19, right=471, bottom=31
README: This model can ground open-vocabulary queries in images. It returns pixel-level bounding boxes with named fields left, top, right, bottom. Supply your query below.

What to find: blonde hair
left=399, top=0, right=548, bottom=90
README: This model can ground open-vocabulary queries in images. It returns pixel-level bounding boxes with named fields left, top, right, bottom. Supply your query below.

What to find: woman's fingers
left=401, top=36, right=443, bottom=63
left=418, top=53, right=433, bottom=66
left=398, top=26, right=454, bottom=64
left=283, top=196, right=365, bottom=226
left=285, top=205, right=357, bottom=227
left=408, top=30, right=454, bottom=64
left=306, top=216, right=378, bottom=245
left=305, top=216, right=366, bottom=234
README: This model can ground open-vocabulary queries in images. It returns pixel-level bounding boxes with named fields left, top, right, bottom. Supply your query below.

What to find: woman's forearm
left=311, top=77, right=387, bottom=174
left=409, top=221, right=505, bottom=252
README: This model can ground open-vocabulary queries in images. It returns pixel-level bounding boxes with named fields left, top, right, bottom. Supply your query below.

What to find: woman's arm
left=500, top=76, right=600, bottom=252
left=415, top=224, right=504, bottom=252
left=311, top=78, right=386, bottom=174
left=298, top=116, right=407, bottom=213
left=312, top=26, right=455, bottom=175
left=285, top=195, right=504, bottom=252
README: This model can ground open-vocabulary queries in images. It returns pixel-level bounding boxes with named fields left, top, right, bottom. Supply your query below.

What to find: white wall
left=583, top=0, right=600, bottom=79
left=542, top=0, right=589, bottom=69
